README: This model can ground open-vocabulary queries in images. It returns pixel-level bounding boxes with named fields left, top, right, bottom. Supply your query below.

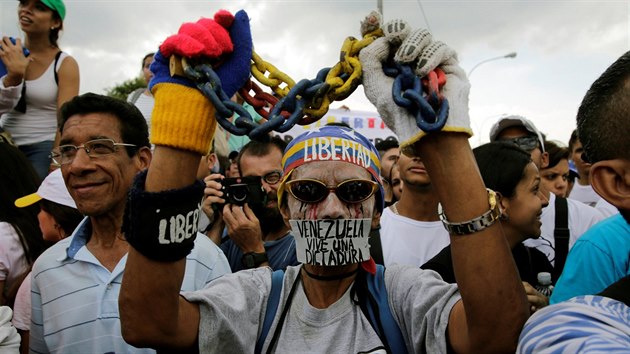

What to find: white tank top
left=0, top=52, right=67, bottom=145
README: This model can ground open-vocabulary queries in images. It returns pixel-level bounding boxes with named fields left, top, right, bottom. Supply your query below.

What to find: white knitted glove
left=360, top=18, right=472, bottom=149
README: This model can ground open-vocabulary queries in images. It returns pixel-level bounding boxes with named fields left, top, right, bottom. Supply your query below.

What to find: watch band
left=438, top=189, right=501, bottom=235
left=242, top=251, right=268, bottom=269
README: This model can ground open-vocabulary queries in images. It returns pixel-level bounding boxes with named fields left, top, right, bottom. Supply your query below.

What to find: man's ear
left=540, top=151, right=550, bottom=169
left=207, top=153, right=218, bottom=169
left=371, top=207, right=382, bottom=229
left=136, top=146, right=152, bottom=170
left=496, top=191, right=509, bottom=215
left=279, top=201, right=291, bottom=229
left=590, top=159, right=630, bottom=211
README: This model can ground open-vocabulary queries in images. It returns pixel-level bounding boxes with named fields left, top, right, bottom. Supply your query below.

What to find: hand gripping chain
left=177, top=19, right=448, bottom=140
left=388, top=63, right=449, bottom=132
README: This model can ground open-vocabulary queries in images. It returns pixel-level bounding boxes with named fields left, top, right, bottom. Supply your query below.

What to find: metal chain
left=185, top=28, right=384, bottom=141
left=389, top=64, right=449, bottom=132
left=184, top=25, right=449, bottom=139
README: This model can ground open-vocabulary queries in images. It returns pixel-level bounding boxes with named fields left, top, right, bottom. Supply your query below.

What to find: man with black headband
left=120, top=10, right=528, bottom=353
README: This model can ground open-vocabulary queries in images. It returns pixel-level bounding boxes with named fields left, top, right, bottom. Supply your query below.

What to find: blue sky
left=1, top=0, right=627, bottom=146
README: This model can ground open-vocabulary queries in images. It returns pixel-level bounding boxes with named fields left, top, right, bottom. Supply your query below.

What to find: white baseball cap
left=14, top=169, right=76, bottom=209
left=489, top=115, right=545, bottom=153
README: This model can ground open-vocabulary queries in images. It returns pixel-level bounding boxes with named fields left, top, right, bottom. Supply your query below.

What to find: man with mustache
left=203, top=137, right=298, bottom=271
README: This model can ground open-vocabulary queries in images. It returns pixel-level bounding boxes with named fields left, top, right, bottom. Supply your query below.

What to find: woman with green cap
left=0, top=0, right=79, bottom=179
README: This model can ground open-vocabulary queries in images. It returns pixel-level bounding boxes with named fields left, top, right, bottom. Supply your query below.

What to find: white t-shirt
left=595, top=198, right=619, bottom=218
left=568, top=183, right=601, bottom=207
left=524, top=193, right=605, bottom=266
left=184, top=264, right=460, bottom=353
left=380, top=207, right=450, bottom=267
left=11, top=272, right=30, bottom=330
left=127, top=91, right=154, bottom=134
left=0, top=222, right=29, bottom=297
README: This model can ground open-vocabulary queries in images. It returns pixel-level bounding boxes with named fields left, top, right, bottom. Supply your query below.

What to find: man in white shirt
left=380, top=149, right=449, bottom=266
left=567, top=130, right=601, bottom=206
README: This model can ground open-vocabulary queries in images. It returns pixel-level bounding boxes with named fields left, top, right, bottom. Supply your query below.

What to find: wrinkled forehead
left=291, top=160, right=371, bottom=181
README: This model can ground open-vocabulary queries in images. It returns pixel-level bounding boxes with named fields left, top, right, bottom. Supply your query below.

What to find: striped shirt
left=30, top=217, right=231, bottom=353
left=517, top=295, right=630, bottom=353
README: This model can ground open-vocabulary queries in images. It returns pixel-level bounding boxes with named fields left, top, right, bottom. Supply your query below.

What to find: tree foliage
left=105, top=76, right=146, bottom=101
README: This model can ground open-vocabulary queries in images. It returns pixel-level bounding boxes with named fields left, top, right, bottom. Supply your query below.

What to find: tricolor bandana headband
left=277, top=126, right=384, bottom=212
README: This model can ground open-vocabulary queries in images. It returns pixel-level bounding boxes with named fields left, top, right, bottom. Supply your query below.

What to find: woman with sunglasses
left=0, top=0, right=79, bottom=179
left=423, top=142, right=553, bottom=313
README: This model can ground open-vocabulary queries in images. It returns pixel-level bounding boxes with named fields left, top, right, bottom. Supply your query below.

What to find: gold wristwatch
left=438, top=189, right=501, bottom=235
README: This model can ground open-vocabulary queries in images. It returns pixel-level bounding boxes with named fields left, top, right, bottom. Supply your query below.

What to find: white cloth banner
left=274, top=109, right=398, bottom=146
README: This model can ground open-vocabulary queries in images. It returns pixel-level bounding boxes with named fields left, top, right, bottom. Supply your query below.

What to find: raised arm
left=0, top=37, right=28, bottom=114
left=119, top=10, right=252, bottom=351
left=359, top=18, right=528, bottom=353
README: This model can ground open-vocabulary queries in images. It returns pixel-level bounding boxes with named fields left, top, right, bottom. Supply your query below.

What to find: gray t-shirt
left=183, top=264, right=460, bottom=353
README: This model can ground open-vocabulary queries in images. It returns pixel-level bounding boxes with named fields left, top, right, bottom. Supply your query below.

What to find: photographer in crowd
left=202, top=137, right=298, bottom=271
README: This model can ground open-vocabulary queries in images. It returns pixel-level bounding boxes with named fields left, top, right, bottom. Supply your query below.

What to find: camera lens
left=230, top=184, right=249, bottom=203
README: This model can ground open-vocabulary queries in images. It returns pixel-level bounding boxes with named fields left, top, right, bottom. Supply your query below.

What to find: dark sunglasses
left=501, top=135, right=539, bottom=152
left=285, top=179, right=379, bottom=204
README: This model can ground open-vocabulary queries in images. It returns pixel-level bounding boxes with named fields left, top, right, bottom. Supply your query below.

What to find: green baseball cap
left=41, top=0, right=66, bottom=20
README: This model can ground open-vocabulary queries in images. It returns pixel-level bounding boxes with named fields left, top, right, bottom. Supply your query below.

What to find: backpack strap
left=364, top=265, right=408, bottom=354
left=13, top=51, right=63, bottom=113
left=53, top=51, right=63, bottom=86
left=256, top=269, right=284, bottom=354
left=553, top=196, right=570, bottom=281
left=368, top=227, right=384, bottom=265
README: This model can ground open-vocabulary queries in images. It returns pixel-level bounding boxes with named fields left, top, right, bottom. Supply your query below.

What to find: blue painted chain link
left=387, top=63, right=449, bottom=132
left=186, top=63, right=341, bottom=141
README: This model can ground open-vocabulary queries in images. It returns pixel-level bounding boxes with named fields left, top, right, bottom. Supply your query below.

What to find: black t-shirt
left=421, top=243, right=554, bottom=286
left=598, top=275, right=630, bottom=306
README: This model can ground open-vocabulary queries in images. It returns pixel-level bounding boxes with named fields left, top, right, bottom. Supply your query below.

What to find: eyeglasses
left=285, top=179, right=379, bottom=204
left=50, top=138, right=137, bottom=165
left=261, top=170, right=283, bottom=185
left=500, top=135, right=539, bottom=152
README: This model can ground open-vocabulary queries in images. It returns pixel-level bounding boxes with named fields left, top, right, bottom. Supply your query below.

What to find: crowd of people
left=0, top=2, right=628, bottom=353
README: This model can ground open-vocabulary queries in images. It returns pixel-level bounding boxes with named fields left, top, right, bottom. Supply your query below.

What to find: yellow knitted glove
left=150, top=83, right=217, bottom=155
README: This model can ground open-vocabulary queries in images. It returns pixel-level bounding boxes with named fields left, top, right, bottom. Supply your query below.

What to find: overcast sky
left=1, top=0, right=627, bottom=146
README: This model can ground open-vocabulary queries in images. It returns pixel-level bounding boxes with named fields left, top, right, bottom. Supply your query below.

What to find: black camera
left=220, top=176, right=267, bottom=207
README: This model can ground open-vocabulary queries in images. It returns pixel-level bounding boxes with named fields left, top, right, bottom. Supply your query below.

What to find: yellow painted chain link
left=250, top=52, right=295, bottom=98
left=250, top=28, right=383, bottom=121
left=304, top=28, right=383, bottom=118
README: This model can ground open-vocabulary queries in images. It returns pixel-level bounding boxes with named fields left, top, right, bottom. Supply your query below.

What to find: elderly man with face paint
left=119, top=10, right=528, bottom=354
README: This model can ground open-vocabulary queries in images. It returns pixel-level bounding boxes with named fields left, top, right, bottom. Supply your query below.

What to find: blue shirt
left=551, top=214, right=630, bottom=304
left=30, top=217, right=231, bottom=354
left=221, top=233, right=299, bottom=272
left=518, top=295, right=630, bottom=353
